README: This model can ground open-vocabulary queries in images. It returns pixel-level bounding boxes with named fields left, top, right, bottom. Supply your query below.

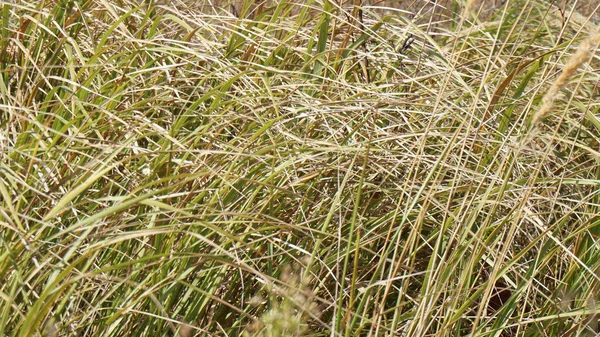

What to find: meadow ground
left=1, top=0, right=600, bottom=336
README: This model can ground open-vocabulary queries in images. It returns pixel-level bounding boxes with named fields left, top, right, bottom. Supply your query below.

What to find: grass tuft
left=1, top=0, right=600, bottom=336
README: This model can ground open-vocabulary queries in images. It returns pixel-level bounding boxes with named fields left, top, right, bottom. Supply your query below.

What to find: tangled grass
left=1, top=0, right=600, bottom=336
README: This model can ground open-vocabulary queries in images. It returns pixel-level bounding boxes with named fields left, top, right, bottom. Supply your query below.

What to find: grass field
left=1, top=0, right=600, bottom=336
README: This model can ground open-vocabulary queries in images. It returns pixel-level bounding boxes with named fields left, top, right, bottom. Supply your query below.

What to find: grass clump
left=1, top=0, right=600, bottom=336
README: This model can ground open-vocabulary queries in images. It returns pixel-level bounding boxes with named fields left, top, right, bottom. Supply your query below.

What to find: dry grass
left=532, top=27, right=600, bottom=126
left=1, top=0, right=600, bottom=336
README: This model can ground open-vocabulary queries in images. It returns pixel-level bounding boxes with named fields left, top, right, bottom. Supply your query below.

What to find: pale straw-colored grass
left=531, top=27, right=600, bottom=127
left=2, top=0, right=600, bottom=336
